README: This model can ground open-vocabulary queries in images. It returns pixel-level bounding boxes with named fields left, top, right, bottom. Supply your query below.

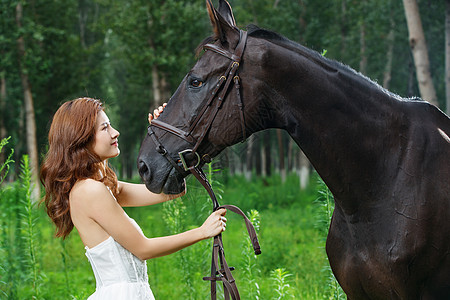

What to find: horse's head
left=138, top=0, right=268, bottom=194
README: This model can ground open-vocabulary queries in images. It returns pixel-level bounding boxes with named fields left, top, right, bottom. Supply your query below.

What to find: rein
left=147, top=30, right=261, bottom=299
left=191, top=167, right=261, bottom=300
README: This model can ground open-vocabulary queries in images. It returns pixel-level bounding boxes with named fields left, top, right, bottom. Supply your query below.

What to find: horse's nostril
left=138, top=160, right=149, bottom=178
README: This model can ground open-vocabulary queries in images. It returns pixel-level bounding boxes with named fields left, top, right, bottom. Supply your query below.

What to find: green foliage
left=19, top=155, right=42, bottom=299
left=0, top=168, right=344, bottom=299
left=314, top=177, right=345, bottom=300
left=0, top=151, right=44, bottom=299
left=241, top=209, right=261, bottom=299
left=270, top=268, right=294, bottom=299
left=0, top=137, right=14, bottom=185
left=314, top=177, right=334, bottom=238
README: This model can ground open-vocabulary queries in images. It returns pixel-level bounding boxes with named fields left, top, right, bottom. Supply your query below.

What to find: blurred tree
left=402, top=0, right=438, bottom=106
left=15, top=1, right=39, bottom=199
left=96, top=0, right=209, bottom=178
left=446, top=0, right=450, bottom=114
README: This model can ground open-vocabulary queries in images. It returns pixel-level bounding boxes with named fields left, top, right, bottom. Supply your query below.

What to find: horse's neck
left=266, top=49, right=404, bottom=212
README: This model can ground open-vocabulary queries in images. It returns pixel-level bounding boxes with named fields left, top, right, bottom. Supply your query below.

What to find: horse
left=137, top=0, right=450, bottom=298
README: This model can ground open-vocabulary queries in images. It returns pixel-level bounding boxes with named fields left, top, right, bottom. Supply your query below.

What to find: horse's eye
left=190, top=79, right=203, bottom=88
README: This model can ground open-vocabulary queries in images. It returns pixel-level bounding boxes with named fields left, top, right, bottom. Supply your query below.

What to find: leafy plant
left=270, top=268, right=293, bottom=299
left=0, top=137, right=14, bottom=185
left=20, top=155, right=43, bottom=299
left=314, top=177, right=345, bottom=299
left=314, top=177, right=334, bottom=237
left=0, top=137, right=17, bottom=298
left=241, top=209, right=261, bottom=299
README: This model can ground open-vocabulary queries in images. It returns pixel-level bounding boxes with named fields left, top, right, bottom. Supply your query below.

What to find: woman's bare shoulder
left=70, top=179, right=111, bottom=207
left=71, top=178, right=104, bottom=195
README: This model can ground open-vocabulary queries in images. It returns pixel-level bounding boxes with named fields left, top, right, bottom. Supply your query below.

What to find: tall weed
left=0, top=137, right=18, bottom=298
left=270, top=268, right=294, bottom=299
left=314, top=177, right=345, bottom=299
left=0, top=137, right=14, bottom=185
left=240, top=209, right=261, bottom=299
left=19, top=155, right=43, bottom=299
left=0, top=148, right=44, bottom=299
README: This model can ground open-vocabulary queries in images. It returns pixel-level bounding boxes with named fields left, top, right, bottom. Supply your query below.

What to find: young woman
left=40, top=97, right=227, bottom=299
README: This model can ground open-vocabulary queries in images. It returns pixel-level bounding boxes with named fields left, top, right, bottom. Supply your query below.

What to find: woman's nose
left=111, top=127, right=120, bottom=138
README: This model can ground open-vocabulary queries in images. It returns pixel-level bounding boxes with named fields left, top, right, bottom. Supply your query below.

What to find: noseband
left=147, top=30, right=248, bottom=183
left=146, top=30, right=261, bottom=300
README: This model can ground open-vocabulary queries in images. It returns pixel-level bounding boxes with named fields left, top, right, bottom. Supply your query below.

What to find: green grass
left=0, top=156, right=340, bottom=299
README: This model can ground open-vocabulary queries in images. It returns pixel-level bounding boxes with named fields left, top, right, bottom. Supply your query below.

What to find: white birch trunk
left=402, top=0, right=438, bottom=107
left=16, top=2, right=40, bottom=200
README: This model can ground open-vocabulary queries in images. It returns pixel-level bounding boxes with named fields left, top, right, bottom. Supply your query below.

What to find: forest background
left=0, top=0, right=448, bottom=186
left=0, top=0, right=449, bottom=299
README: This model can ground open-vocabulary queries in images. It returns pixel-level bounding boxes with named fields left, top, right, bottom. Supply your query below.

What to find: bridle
left=147, top=29, right=248, bottom=183
left=146, top=30, right=261, bottom=300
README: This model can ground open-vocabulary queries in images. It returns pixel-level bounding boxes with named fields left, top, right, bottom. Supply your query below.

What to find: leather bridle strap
left=147, top=126, right=189, bottom=176
left=202, top=204, right=261, bottom=300
left=190, top=166, right=261, bottom=300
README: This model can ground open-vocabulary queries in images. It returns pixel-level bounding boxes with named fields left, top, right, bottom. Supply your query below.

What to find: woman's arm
left=78, top=180, right=225, bottom=260
left=115, top=102, right=178, bottom=207
left=116, top=181, right=185, bottom=207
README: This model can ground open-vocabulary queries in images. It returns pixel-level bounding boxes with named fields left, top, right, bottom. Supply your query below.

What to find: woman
left=40, top=97, right=227, bottom=299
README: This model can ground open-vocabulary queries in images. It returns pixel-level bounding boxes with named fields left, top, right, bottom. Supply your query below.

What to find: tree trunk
left=383, top=6, right=395, bottom=89
left=402, top=0, right=438, bottom=107
left=0, top=74, right=6, bottom=167
left=276, top=129, right=286, bottom=182
left=151, top=64, right=162, bottom=106
left=254, top=135, right=262, bottom=175
left=298, top=150, right=310, bottom=190
left=261, top=131, right=271, bottom=177
left=446, top=0, right=450, bottom=114
left=297, top=0, right=307, bottom=44
left=287, top=137, right=294, bottom=172
left=340, top=0, right=348, bottom=60
left=244, top=135, right=254, bottom=180
left=78, top=0, right=88, bottom=49
left=359, top=18, right=367, bottom=74
left=160, top=75, right=170, bottom=104
left=16, top=2, right=40, bottom=200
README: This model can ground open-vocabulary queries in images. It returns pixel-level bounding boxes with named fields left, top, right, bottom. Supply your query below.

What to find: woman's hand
left=200, top=208, right=227, bottom=239
left=148, top=103, right=167, bottom=124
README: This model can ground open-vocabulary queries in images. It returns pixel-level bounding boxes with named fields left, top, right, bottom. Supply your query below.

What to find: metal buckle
left=178, top=149, right=201, bottom=171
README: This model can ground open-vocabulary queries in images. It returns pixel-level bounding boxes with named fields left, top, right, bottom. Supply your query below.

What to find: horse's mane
left=247, top=25, right=417, bottom=103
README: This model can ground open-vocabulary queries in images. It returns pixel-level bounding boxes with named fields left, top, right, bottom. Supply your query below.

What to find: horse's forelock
left=195, top=36, right=218, bottom=58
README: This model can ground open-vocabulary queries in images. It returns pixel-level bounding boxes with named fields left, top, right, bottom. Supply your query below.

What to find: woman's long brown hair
left=40, top=98, right=119, bottom=239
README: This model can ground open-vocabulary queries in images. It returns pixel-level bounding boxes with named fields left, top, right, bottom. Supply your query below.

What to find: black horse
left=138, top=0, right=450, bottom=298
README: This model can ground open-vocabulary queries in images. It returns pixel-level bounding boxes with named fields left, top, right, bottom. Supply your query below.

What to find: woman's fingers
left=148, top=103, right=168, bottom=124
left=216, top=208, right=227, bottom=231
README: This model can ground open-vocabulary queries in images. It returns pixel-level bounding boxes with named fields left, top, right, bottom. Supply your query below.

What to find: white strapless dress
left=85, top=217, right=155, bottom=300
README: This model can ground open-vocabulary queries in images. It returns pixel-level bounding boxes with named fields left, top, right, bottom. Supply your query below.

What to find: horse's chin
left=162, top=175, right=186, bottom=195
left=142, top=166, right=185, bottom=194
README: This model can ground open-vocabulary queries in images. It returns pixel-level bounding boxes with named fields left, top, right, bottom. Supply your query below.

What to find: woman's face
left=90, top=111, right=120, bottom=161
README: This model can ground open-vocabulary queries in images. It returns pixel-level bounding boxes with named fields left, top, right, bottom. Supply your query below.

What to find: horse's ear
left=206, top=0, right=222, bottom=40
left=218, top=0, right=236, bottom=27
left=206, top=0, right=239, bottom=46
